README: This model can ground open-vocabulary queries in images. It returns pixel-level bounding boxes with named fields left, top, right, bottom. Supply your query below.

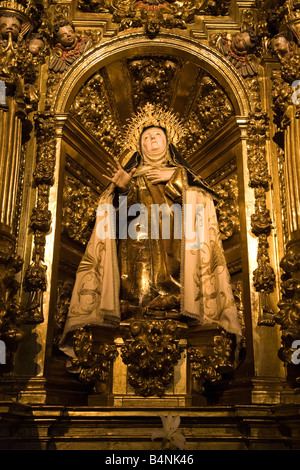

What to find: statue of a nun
left=59, top=103, right=242, bottom=360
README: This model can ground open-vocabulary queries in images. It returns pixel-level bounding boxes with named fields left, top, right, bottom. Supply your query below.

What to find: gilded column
left=0, top=29, right=29, bottom=365
left=0, top=1, right=45, bottom=370
left=0, top=96, right=23, bottom=256
left=270, top=30, right=300, bottom=377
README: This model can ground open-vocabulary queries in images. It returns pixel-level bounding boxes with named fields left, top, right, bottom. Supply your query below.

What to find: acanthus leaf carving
left=214, top=175, right=240, bottom=240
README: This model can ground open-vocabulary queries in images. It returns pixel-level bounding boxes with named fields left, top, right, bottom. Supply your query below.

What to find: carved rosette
left=23, top=112, right=56, bottom=323
left=247, top=104, right=276, bottom=326
left=121, top=319, right=184, bottom=397
left=72, top=327, right=118, bottom=393
left=189, top=330, right=235, bottom=392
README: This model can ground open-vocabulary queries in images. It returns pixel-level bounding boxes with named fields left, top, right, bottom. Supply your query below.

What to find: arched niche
left=51, top=31, right=254, bottom=332
left=40, top=31, right=259, bottom=405
left=51, top=32, right=251, bottom=117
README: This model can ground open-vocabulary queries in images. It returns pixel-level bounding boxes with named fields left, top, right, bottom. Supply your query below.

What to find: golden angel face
left=0, top=15, right=21, bottom=41
left=141, top=127, right=167, bottom=156
left=271, top=35, right=292, bottom=58
left=56, top=24, right=76, bottom=48
left=232, top=32, right=252, bottom=52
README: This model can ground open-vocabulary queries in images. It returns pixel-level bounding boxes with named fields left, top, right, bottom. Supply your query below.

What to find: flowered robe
left=59, top=157, right=242, bottom=360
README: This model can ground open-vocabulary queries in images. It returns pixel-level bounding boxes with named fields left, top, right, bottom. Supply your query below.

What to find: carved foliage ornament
left=271, top=53, right=300, bottom=130
left=72, top=327, right=118, bottom=393
left=214, top=175, right=240, bottom=241
left=177, top=75, right=233, bottom=156
left=24, top=112, right=56, bottom=324
left=189, top=330, right=235, bottom=392
left=69, top=71, right=123, bottom=155
left=247, top=104, right=276, bottom=326
left=127, top=56, right=179, bottom=110
left=121, top=319, right=184, bottom=397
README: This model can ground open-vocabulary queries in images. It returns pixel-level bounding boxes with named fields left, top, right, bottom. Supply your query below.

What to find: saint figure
left=59, top=103, right=242, bottom=360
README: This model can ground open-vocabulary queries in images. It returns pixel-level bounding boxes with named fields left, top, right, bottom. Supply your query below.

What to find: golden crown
left=0, top=0, right=30, bottom=22
left=124, top=102, right=186, bottom=152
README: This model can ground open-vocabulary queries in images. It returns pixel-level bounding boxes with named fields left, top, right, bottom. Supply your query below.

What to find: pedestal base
left=70, top=321, right=238, bottom=407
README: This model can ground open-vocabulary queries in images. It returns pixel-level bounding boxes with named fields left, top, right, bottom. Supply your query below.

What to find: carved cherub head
left=0, top=12, right=22, bottom=42
left=53, top=20, right=76, bottom=48
left=27, top=32, right=45, bottom=56
left=269, top=32, right=294, bottom=60
left=232, top=29, right=258, bottom=54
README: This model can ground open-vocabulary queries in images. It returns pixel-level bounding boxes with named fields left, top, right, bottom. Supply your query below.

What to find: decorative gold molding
left=76, top=0, right=231, bottom=38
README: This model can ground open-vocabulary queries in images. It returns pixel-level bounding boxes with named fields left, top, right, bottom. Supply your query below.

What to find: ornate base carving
left=70, top=320, right=238, bottom=407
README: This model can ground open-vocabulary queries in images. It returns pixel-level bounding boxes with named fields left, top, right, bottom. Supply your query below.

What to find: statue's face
left=141, top=127, right=167, bottom=156
left=271, top=36, right=291, bottom=58
left=0, top=15, right=21, bottom=41
left=56, top=24, right=76, bottom=47
left=233, top=32, right=252, bottom=52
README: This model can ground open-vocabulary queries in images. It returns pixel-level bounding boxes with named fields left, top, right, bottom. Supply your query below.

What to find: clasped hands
left=103, top=156, right=175, bottom=192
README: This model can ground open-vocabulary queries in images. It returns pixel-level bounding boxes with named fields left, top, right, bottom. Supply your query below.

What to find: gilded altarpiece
left=0, top=0, right=300, bottom=450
